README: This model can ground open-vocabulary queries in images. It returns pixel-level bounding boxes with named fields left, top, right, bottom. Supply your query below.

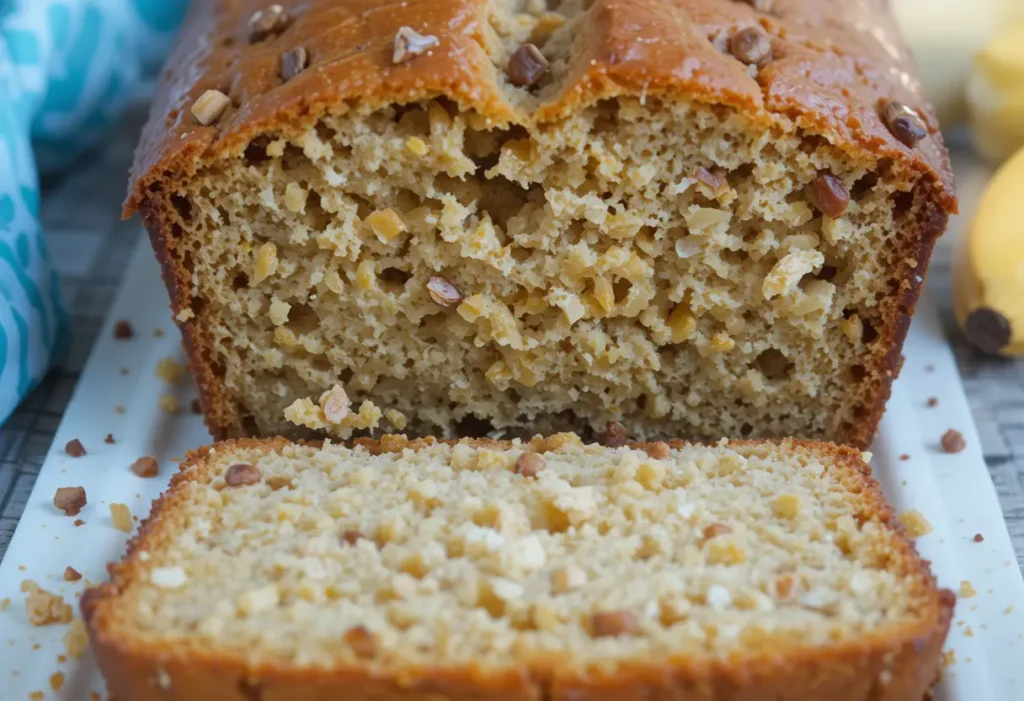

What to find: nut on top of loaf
left=125, top=0, right=955, bottom=447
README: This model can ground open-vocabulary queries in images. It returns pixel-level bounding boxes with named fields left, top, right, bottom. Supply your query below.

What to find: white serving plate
left=1, top=179, right=1023, bottom=700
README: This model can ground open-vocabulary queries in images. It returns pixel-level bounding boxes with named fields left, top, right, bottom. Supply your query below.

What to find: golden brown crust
left=83, top=436, right=954, bottom=701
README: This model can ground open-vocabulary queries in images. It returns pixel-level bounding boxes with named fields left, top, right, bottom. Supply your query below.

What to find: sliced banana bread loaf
left=83, top=435, right=953, bottom=701
left=125, top=0, right=955, bottom=447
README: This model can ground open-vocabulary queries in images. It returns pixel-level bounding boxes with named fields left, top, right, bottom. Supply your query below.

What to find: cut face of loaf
left=83, top=436, right=953, bottom=700
left=127, top=0, right=956, bottom=445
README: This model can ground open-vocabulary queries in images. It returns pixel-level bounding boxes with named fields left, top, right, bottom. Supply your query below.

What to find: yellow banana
left=953, top=145, right=1024, bottom=356
left=967, top=21, right=1024, bottom=163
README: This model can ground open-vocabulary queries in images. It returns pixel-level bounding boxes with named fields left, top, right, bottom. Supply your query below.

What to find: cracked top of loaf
left=125, top=0, right=955, bottom=215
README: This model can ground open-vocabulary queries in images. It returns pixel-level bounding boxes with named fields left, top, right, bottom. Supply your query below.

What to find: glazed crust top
left=125, top=0, right=956, bottom=215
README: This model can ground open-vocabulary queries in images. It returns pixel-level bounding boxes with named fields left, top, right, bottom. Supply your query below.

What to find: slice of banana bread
left=83, top=435, right=953, bottom=701
left=125, top=0, right=956, bottom=447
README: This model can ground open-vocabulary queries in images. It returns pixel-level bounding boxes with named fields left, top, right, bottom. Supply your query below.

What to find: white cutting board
left=1, top=182, right=1023, bottom=699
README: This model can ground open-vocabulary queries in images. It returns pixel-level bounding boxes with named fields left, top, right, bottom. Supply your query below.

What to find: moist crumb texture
left=84, top=437, right=953, bottom=699
left=128, top=0, right=954, bottom=448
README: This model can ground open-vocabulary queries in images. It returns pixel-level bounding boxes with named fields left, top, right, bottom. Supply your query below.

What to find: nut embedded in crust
left=940, top=429, right=965, bottom=454
left=426, top=275, right=463, bottom=307
left=344, top=625, right=377, bottom=658
left=507, top=43, right=549, bottom=87
left=810, top=173, right=850, bottom=218
left=393, top=26, right=439, bottom=64
left=590, top=610, right=638, bottom=637
left=53, top=487, right=86, bottom=516
left=729, top=27, right=772, bottom=66
left=514, top=451, right=545, bottom=478
left=702, top=523, right=733, bottom=541
left=64, top=439, right=86, bottom=458
left=280, top=46, right=309, bottom=81
left=191, top=89, right=232, bottom=126
left=249, top=4, right=291, bottom=43
left=225, top=463, right=263, bottom=486
left=880, top=99, right=927, bottom=147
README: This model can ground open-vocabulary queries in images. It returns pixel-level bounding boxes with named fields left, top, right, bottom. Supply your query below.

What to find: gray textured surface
left=0, top=113, right=1022, bottom=570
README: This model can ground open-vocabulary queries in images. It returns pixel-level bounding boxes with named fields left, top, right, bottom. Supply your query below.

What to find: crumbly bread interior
left=97, top=436, right=940, bottom=669
left=168, top=1, right=926, bottom=441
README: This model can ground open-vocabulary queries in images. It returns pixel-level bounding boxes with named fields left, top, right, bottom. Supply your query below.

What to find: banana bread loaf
left=125, top=0, right=957, bottom=446
left=83, top=435, right=953, bottom=701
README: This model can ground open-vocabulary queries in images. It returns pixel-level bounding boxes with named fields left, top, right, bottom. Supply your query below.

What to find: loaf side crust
left=83, top=436, right=954, bottom=701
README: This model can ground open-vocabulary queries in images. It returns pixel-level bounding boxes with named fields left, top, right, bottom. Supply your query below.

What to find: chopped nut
left=941, top=429, right=965, bottom=454
left=552, top=565, right=588, bottom=593
left=320, top=384, right=351, bottom=424
left=427, top=275, right=463, bottom=307
left=591, top=610, right=638, bottom=637
left=63, top=567, right=82, bottom=582
left=773, top=494, right=801, bottom=519
left=880, top=99, right=928, bottom=147
left=156, top=357, right=185, bottom=383
left=150, top=566, right=188, bottom=589
left=110, top=503, right=133, bottom=533
left=21, top=581, right=73, bottom=625
left=899, top=509, right=933, bottom=538
left=53, top=487, right=86, bottom=516
left=601, top=421, right=630, bottom=447
left=113, top=319, right=134, bottom=339
left=730, top=27, right=772, bottom=66
left=959, top=580, right=977, bottom=598
left=507, top=43, right=549, bottom=87
left=225, top=463, right=263, bottom=486
left=104, top=433, right=115, bottom=444
left=130, top=456, right=159, bottom=478
left=280, top=46, right=308, bottom=81
left=342, top=530, right=365, bottom=546
left=514, top=452, right=545, bottom=478
left=694, top=166, right=728, bottom=198
left=159, top=395, right=181, bottom=414
left=191, top=89, right=232, bottom=126
left=393, top=26, right=439, bottom=64
left=644, top=442, right=670, bottom=459
left=809, top=173, right=850, bottom=218
left=365, top=208, right=407, bottom=242
left=702, top=523, right=733, bottom=540
left=64, top=439, right=86, bottom=458
left=344, top=625, right=377, bottom=658
left=249, top=4, right=291, bottom=43
left=973, top=533, right=985, bottom=543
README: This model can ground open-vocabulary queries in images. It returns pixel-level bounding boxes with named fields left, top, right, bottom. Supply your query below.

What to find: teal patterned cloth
left=0, top=0, right=189, bottom=423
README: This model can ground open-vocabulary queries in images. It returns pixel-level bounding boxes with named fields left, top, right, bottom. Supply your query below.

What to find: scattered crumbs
left=119, top=367, right=129, bottom=376
left=959, top=580, right=977, bottom=598
left=156, top=357, right=186, bottom=383
left=63, top=619, right=88, bottom=658
left=114, top=405, right=126, bottom=414
left=104, top=433, right=115, bottom=444
left=964, top=625, right=974, bottom=637
left=955, top=619, right=964, bottom=627
left=64, top=439, right=87, bottom=458
left=57, top=655, right=66, bottom=663
left=940, top=429, right=966, bottom=454
left=925, top=364, right=934, bottom=372
left=113, top=319, right=134, bottom=340
left=899, top=453, right=910, bottom=461
left=154, top=328, right=165, bottom=338
left=973, top=533, right=985, bottom=543
left=29, top=691, right=44, bottom=701
left=110, top=503, right=133, bottom=532
left=21, top=581, right=73, bottom=625
left=898, top=509, right=933, bottom=537
left=159, top=395, right=181, bottom=414
left=63, top=567, right=81, bottom=583
left=927, top=396, right=939, bottom=407
left=49, top=671, right=65, bottom=691
left=941, top=649, right=956, bottom=668
left=18, top=565, right=25, bottom=571
left=73, top=519, right=84, bottom=527
left=1005, top=606, right=1015, bottom=614
left=0, top=597, right=9, bottom=610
